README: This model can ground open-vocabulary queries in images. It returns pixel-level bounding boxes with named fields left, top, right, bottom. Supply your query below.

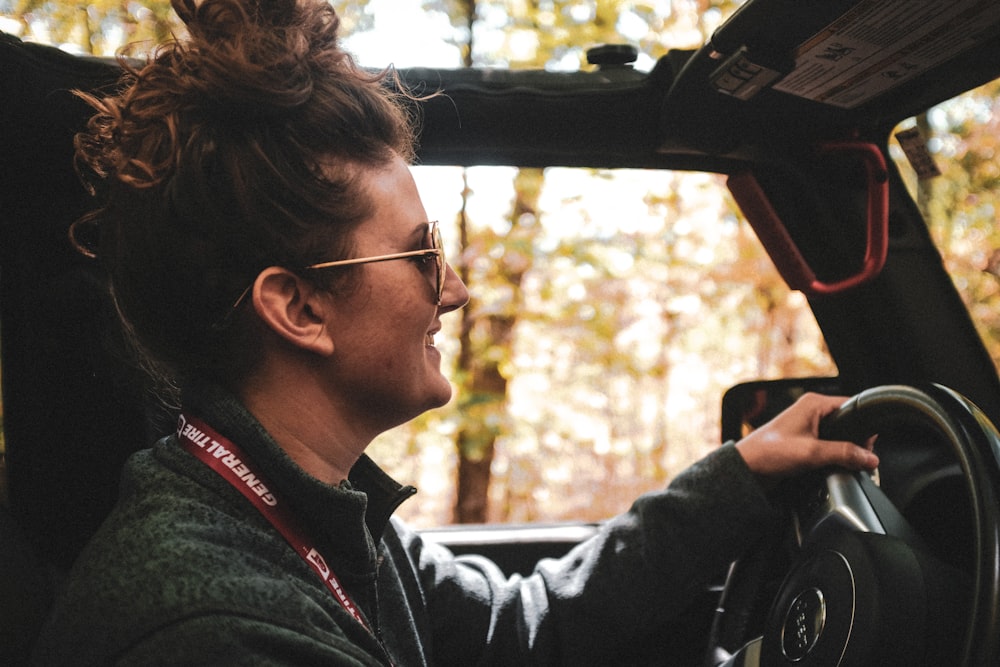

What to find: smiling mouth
left=426, top=332, right=437, bottom=347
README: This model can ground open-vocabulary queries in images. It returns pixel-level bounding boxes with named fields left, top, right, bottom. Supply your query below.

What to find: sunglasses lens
left=432, top=223, right=445, bottom=303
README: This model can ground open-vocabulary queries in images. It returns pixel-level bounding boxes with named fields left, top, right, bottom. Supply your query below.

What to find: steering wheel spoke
left=793, top=471, right=885, bottom=548
left=792, top=468, right=930, bottom=554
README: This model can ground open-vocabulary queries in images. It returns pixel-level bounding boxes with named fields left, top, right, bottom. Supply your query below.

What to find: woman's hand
left=735, top=392, right=879, bottom=483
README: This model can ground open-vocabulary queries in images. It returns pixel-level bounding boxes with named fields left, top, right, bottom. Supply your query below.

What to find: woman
left=33, top=0, right=878, bottom=664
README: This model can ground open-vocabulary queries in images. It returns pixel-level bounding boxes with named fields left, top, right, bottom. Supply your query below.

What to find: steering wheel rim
left=707, top=384, right=1000, bottom=666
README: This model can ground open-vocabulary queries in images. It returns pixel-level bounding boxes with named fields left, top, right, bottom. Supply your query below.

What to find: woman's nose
left=439, top=262, right=470, bottom=311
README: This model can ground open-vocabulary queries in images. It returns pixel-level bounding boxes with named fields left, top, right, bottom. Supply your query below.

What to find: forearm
left=414, top=444, right=781, bottom=666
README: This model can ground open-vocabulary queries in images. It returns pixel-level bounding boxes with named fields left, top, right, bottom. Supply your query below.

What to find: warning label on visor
left=773, top=0, right=1000, bottom=108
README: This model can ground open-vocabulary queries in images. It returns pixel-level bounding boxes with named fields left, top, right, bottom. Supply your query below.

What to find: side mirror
left=720, top=377, right=843, bottom=442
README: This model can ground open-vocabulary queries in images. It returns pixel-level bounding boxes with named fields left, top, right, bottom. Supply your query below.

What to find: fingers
left=791, top=392, right=850, bottom=428
left=734, top=392, right=879, bottom=481
left=804, top=438, right=879, bottom=472
left=736, top=437, right=878, bottom=478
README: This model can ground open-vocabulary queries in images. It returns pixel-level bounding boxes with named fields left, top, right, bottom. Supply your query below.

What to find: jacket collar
left=179, top=382, right=417, bottom=578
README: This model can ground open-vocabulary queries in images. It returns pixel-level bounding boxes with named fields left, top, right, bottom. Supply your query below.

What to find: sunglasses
left=304, top=220, right=445, bottom=305
left=223, top=221, right=446, bottom=322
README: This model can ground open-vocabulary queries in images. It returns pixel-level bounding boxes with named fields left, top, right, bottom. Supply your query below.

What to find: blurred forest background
left=1, top=0, right=998, bottom=527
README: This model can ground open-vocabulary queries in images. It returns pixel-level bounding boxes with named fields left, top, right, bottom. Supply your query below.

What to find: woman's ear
left=250, top=267, right=335, bottom=357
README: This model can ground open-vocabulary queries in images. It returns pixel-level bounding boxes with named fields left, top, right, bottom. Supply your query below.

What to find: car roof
left=407, top=3, right=1000, bottom=172
left=2, top=0, right=1000, bottom=567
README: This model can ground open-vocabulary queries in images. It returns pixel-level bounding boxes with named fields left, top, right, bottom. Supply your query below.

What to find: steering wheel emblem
left=781, top=587, right=826, bottom=661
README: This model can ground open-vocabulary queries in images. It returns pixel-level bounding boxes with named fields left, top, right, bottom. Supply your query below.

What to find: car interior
left=3, top=0, right=1000, bottom=664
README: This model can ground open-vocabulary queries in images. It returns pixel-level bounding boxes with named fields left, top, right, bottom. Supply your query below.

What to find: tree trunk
left=451, top=169, right=539, bottom=523
left=452, top=311, right=516, bottom=523
left=454, top=424, right=497, bottom=523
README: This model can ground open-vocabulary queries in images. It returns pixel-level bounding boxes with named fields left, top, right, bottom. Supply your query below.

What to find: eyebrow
left=372, top=222, right=428, bottom=254
left=405, top=222, right=432, bottom=245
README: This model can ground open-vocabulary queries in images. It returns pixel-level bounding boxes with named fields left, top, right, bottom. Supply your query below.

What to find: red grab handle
left=727, top=141, right=889, bottom=296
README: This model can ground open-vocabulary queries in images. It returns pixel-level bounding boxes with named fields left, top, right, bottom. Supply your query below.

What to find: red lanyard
left=176, top=412, right=373, bottom=634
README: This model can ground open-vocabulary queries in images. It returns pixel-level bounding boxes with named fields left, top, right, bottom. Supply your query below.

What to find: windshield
left=370, top=166, right=836, bottom=527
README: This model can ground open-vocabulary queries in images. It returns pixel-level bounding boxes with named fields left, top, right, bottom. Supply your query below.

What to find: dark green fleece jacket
left=33, top=384, right=779, bottom=665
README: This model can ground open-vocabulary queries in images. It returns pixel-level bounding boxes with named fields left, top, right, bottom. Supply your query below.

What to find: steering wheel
left=707, top=384, right=1000, bottom=666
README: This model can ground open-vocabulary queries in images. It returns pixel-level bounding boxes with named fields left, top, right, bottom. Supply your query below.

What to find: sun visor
left=660, top=0, right=1000, bottom=157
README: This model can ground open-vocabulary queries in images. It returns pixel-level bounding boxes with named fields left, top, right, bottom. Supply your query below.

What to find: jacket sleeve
left=387, top=443, right=782, bottom=666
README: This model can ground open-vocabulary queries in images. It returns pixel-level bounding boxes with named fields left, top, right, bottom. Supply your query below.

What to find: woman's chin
left=423, top=375, right=454, bottom=411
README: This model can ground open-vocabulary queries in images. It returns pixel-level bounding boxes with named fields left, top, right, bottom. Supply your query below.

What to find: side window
left=369, top=166, right=837, bottom=526
left=890, top=78, right=1000, bottom=373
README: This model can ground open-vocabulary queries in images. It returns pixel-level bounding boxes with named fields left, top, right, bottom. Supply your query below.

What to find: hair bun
left=170, top=0, right=326, bottom=120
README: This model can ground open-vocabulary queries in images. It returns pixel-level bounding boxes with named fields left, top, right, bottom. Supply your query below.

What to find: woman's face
left=321, top=156, right=469, bottom=431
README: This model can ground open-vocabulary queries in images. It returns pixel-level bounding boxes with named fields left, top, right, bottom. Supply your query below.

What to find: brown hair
left=72, top=0, right=417, bottom=394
